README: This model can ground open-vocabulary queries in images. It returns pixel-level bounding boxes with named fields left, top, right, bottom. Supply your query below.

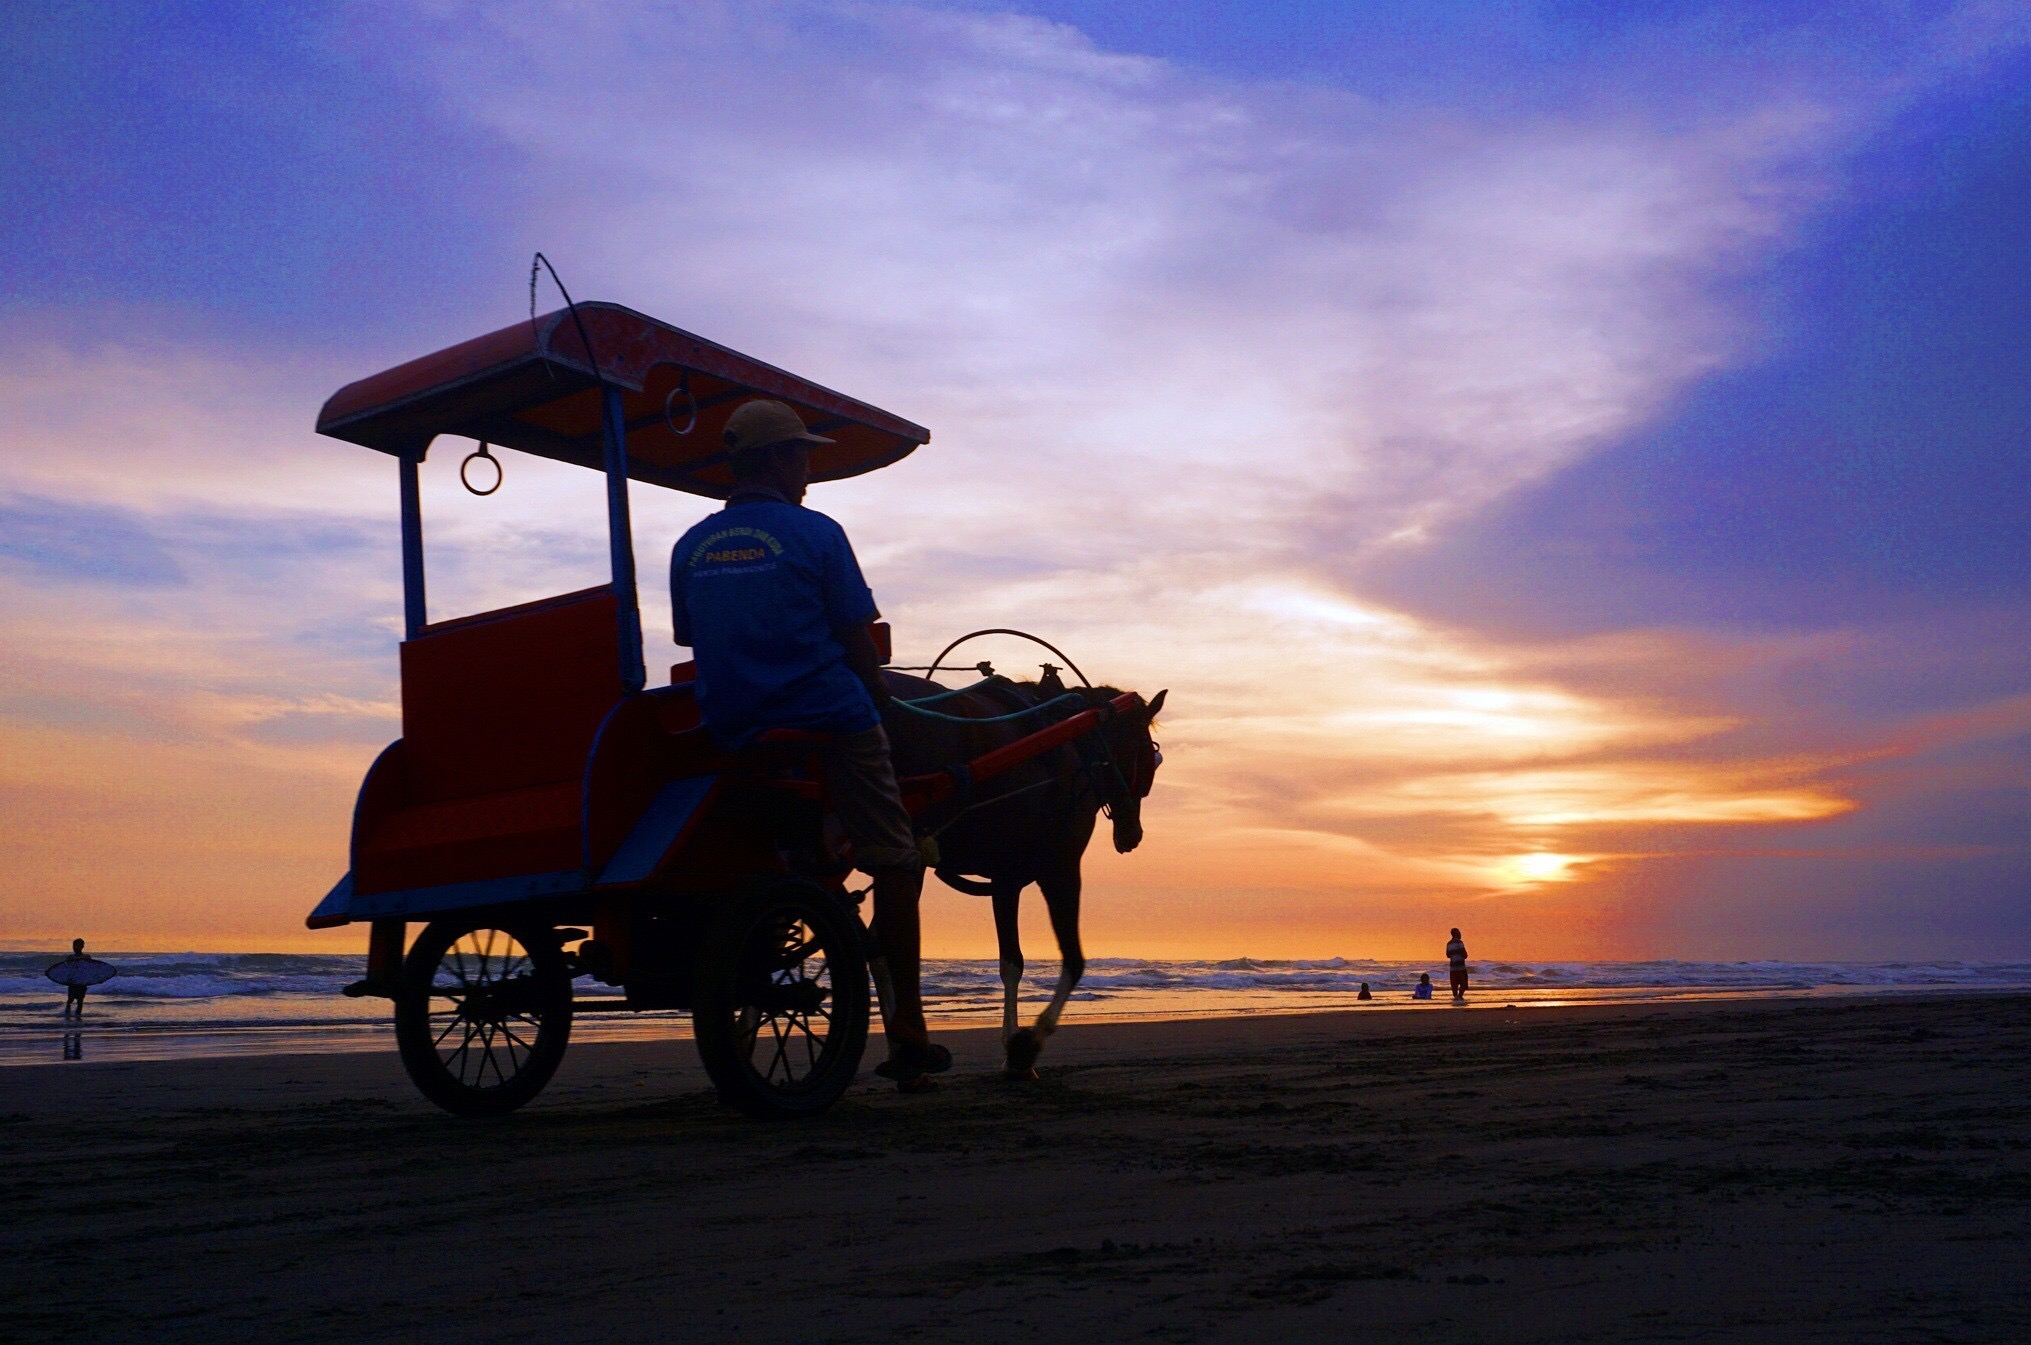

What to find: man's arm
left=816, top=515, right=884, bottom=707
left=836, top=619, right=891, bottom=709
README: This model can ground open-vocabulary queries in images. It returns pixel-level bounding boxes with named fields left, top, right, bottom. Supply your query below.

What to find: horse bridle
left=1071, top=698, right=1154, bottom=823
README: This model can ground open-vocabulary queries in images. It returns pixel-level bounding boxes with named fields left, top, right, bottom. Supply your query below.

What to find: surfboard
left=46, top=958, right=117, bottom=988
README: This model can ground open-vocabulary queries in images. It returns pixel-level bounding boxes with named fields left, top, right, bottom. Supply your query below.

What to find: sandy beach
left=5, top=992, right=2028, bottom=1343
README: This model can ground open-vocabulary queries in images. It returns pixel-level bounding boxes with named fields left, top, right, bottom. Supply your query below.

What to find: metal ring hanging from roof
left=665, top=373, right=698, bottom=437
left=460, top=441, right=503, bottom=495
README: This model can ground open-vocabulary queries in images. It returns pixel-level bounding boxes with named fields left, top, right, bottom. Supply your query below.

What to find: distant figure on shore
left=1412, top=972, right=1434, bottom=1001
left=1357, top=982, right=1372, bottom=1001
left=1447, top=927, right=1469, bottom=1002
left=57, top=939, right=92, bottom=1017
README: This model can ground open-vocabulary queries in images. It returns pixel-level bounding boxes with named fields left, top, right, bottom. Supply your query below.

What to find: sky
left=4, top=0, right=2031, bottom=958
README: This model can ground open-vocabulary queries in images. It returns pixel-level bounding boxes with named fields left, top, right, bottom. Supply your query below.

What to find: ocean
left=5, top=950, right=2029, bottom=1066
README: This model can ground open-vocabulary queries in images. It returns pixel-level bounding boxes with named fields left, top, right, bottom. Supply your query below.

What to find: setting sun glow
left=1502, top=853, right=1590, bottom=885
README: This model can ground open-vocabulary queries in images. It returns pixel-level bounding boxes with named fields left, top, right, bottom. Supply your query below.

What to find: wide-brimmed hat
left=722, top=399, right=834, bottom=455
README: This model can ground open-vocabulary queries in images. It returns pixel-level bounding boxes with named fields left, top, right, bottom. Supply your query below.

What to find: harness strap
left=889, top=690, right=1085, bottom=724
left=912, top=682, right=1041, bottom=841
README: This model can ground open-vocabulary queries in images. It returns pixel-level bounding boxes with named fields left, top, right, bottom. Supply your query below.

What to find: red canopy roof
left=317, top=302, right=929, bottom=498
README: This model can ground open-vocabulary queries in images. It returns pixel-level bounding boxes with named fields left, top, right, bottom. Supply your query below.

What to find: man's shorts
left=1449, top=966, right=1469, bottom=991
left=821, top=724, right=923, bottom=874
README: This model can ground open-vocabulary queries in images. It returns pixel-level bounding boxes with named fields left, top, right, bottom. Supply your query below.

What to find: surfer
left=57, top=938, right=91, bottom=1017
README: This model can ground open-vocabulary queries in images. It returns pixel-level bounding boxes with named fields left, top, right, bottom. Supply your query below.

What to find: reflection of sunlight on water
left=7, top=953, right=2031, bottom=1065
left=6, top=981, right=2027, bottom=1065
left=934, top=981, right=2026, bottom=1024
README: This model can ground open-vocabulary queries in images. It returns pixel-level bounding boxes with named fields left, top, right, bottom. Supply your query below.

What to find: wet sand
left=4, top=993, right=2028, bottom=1343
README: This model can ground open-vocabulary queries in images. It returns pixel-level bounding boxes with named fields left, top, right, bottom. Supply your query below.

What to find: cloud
left=6, top=1, right=2029, bottom=951
left=377, top=1, right=2028, bottom=615
left=398, top=3, right=1800, bottom=539
left=0, top=496, right=188, bottom=587
left=386, top=1, right=2028, bottom=955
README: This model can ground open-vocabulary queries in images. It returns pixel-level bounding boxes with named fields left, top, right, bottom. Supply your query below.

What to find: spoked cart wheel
left=694, top=879, right=871, bottom=1119
left=395, top=918, right=573, bottom=1117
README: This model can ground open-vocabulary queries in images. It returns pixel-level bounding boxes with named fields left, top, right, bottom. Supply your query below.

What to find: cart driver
left=670, top=399, right=952, bottom=1090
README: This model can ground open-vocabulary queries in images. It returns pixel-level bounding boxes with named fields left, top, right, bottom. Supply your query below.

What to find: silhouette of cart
left=306, top=300, right=1138, bottom=1118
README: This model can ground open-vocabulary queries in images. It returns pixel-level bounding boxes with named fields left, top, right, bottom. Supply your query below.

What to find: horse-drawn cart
left=306, top=300, right=1153, bottom=1118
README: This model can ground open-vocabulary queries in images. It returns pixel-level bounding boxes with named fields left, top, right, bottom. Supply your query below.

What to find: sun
left=1502, top=852, right=1588, bottom=884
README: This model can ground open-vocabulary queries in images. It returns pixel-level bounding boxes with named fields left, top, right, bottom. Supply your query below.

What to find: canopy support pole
left=399, top=449, right=427, bottom=639
left=601, top=386, right=647, bottom=691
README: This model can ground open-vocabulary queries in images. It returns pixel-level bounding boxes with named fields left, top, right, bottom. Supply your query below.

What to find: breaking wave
left=10, top=951, right=2031, bottom=1011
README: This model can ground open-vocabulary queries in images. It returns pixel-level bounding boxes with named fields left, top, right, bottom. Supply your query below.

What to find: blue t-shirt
left=670, top=494, right=880, bottom=749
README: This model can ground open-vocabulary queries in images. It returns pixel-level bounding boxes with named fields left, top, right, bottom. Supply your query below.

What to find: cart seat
left=352, top=586, right=625, bottom=894
left=356, top=781, right=583, bottom=893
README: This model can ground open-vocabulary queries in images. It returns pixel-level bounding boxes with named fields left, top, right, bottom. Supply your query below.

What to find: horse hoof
left=1005, top=1028, right=1043, bottom=1075
left=1004, top=1066, right=1041, bottom=1082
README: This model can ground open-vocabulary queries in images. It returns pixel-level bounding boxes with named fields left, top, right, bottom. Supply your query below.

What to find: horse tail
left=935, top=868, right=996, bottom=896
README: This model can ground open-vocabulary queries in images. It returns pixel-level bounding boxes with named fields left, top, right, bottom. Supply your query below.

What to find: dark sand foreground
left=5, top=994, right=2029, bottom=1343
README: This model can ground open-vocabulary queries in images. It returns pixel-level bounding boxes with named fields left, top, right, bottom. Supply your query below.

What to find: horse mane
left=998, top=678, right=1135, bottom=708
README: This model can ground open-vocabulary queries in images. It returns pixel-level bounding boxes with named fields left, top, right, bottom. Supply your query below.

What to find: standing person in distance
left=57, top=938, right=91, bottom=1017
left=1446, top=927, right=1469, bottom=1003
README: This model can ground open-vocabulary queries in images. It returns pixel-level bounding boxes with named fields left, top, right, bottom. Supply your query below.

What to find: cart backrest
left=400, top=586, right=624, bottom=802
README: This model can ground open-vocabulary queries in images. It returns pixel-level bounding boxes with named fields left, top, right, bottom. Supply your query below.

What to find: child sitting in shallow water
left=1411, top=972, right=1434, bottom=1001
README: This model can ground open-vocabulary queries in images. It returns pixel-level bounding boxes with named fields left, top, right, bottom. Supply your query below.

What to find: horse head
left=1093, top=687, right=1166, bottom=853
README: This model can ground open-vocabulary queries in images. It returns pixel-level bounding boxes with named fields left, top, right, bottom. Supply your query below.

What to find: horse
left=880, top=669, right=1166, bottom=1078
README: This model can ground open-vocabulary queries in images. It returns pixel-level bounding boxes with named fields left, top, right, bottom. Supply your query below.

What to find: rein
left=888, top=678, right=1087, bottom=724
left=907, top=680, right=1134, bottom=834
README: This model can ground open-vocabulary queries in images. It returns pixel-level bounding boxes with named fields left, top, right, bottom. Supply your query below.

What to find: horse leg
left=995, top=881, right=1039, bottom=1080
left=1005, top=865, right=1084, bottom=1076
left=992, top=881, right=1025, bottom=1042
